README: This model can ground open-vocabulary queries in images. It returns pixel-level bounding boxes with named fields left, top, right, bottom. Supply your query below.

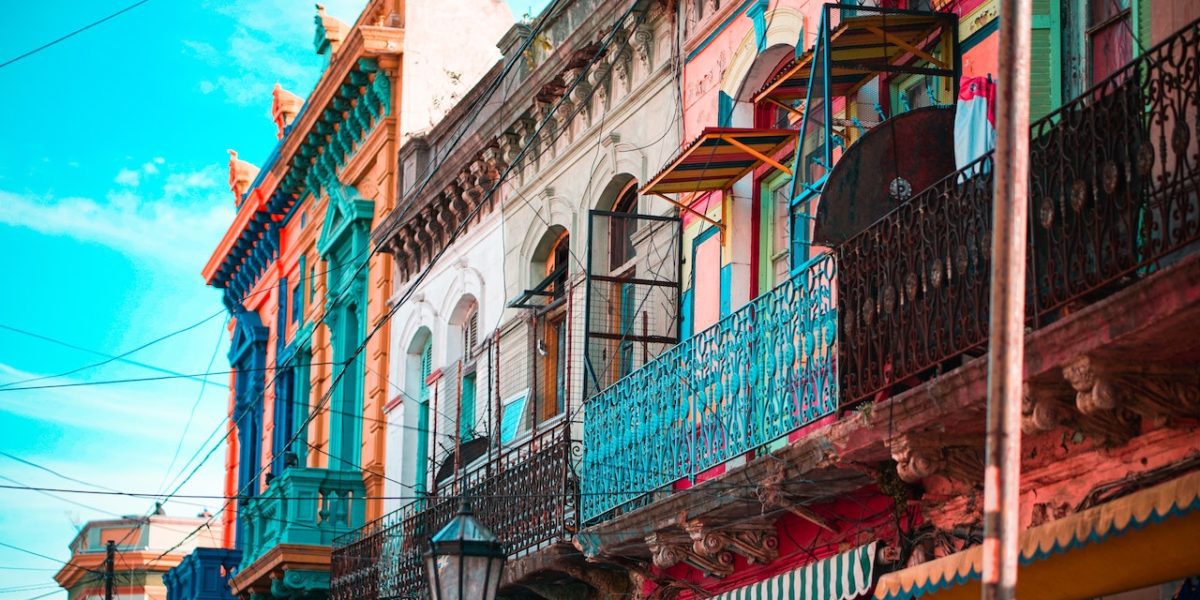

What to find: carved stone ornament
left=645, top=531, right=734, bottom=578
left=1022, top=381, right=1075, bottom=434
left=887, top=432, right=983, bottom=486
left=1061, top=354, right=1200, bottom=422
left=680, top=515, right=779, bottom=565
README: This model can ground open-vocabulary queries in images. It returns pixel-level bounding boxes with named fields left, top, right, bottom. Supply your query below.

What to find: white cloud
left=0, top=164, right=234, bottom=271
left=142, top=161, right=159, bottom=175
left=115, top=168, right=140, bottom=187
left=187, top=0, right=368, bottom=106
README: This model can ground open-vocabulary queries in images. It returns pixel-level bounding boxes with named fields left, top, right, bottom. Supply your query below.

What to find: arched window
left=448, top=296, right=481, bottom=443
left=609, top=183, right=640, bottom=271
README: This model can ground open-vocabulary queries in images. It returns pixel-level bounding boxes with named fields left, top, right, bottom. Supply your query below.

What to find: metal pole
left=983, top=0, right=1032, bottom=595
left=104, top=540, right=115, bottom=600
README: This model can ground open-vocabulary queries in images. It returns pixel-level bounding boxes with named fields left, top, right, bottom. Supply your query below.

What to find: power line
left=0, top=542, right=103, bottom=577
left=0, top=0, right=155, bottom=70
left=0, top=362, right=339, bottom=392
left=0, top=313, right=223, bottom=390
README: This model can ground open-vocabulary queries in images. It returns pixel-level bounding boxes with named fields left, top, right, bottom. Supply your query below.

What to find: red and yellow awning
left=755, top=11, right=956, bottom=105
left=640, top=127, right=796, bottom=196
left=874, top=470, right=1200, bottom=600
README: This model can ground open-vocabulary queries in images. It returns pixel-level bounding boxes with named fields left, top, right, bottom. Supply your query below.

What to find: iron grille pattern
left=838, top=18, right=1200, bottom=404
left=581, top=255, right=838, bottom=523
left=330, top=423, right=578, bottom=600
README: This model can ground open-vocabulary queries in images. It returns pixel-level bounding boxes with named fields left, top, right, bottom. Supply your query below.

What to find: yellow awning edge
left=874, top=469, right=1200, bottom=600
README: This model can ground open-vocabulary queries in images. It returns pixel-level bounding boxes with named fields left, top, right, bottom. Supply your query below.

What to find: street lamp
left=425, top=503, right=507, bottom=600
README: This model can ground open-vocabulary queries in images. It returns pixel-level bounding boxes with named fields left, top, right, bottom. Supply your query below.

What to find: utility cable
left=0, top=0, right=154, bottom=69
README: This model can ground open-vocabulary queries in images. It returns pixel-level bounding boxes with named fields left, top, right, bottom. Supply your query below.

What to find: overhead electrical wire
left=140, top=3, right=655, bottom=565
left=0, top=0, right=155, bottom=69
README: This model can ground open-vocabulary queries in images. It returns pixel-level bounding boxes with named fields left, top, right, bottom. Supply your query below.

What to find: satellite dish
left=813, top=106, right=958, bottom=246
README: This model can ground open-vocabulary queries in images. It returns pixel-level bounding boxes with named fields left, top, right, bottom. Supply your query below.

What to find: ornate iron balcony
left=330, top=423, right=578, bottom=600
left=238, top=467, right=367, bottom=570
left=580, top=255, right=838, bottom=523
left=837, top=17, right=1200, bottom=405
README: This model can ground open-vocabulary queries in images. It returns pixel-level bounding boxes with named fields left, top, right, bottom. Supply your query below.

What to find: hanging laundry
left=954, top=75, right=997, bottom=173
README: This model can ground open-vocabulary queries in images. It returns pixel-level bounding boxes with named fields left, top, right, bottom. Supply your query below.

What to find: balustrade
left=581, top=255, right=838, bottom=523
left=330, top=424, right=577, bottom=600
left=838, top=18, right=1200, bottom=404
left=239, top=467, right=366, bottom=569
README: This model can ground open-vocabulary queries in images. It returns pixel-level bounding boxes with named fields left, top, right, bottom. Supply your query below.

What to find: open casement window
left=510, top=231, right=571, bottom=310
left=540, top=315, right=567, bottom=423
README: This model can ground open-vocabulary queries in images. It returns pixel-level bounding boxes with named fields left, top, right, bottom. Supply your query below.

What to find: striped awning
left=754, top=10, right=956, bottom=105
left=640, top=128, right=796, bottom=196
left=711, top=542, right=877, bottom=600
left=874, top=470, right=1200, bottom=600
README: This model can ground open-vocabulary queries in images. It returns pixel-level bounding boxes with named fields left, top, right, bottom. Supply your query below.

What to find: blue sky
left=0, top=0, right=545, bottom=595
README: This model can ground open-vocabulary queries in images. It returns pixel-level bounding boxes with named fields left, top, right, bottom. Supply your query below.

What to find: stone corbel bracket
left=645, top=530, right=734, bottom=578
left=1062, top=354, right=1200, bottom=424
left=679, top=515, right=780, bottom=566
left=1022, top=379, right=1138, bottom=444
left=886, top=431, right=984, bottom=486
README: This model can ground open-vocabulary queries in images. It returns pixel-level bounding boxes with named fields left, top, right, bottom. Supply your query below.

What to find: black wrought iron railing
left=329, top=423, right=578, bottom=600
left=837, top=17, right=1200, bottom=404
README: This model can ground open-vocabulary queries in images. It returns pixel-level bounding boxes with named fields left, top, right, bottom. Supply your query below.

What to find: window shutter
left=419, top=342, right=432, bottom=400
left=1030, top=0, right=1062, bottom=121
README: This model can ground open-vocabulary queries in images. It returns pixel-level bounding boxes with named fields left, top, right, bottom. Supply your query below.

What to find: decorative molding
left=680, top=515, right=779, bottom=566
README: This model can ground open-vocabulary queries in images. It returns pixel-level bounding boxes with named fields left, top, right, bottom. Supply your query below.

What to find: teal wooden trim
left=581, top=254, right=838, bottom=523
left=748, top=0, right=770, bottom=53
left=717, top=91, right=735, bottom=127
left=719, top=263, right=732, bottom=317
left=960, top=17, right=999, bottom=53
left=680, top=289, right=694, bottom=338
left=686, top=0, right=759, bottom=62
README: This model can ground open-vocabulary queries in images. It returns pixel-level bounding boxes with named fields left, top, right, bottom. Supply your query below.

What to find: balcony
left=580, top=255, right=838, bottom=523
left=330, top=424, right=577, bottom=600
left=837, top=16, right=1200, bottom=405
left=239, top=467, right=366, bottom=570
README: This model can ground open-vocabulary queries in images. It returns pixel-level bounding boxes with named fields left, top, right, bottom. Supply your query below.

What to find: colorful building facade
left=196, top=0, right=1200, bottom=598
left=192, top=2, right=513, bottom=600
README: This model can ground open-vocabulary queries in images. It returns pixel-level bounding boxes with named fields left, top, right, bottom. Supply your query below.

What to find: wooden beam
left=764, top=97, right=805, bottom=119
left=721, top=135, right=793, bottom=176
left=651, top=191, right=724, bottom=231
left=863, top=25, right=950, bottom=70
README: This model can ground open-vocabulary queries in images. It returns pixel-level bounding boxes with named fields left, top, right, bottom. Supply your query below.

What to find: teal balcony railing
left=581, top=254, right=838, bottom=523
left=240, top=467, right=367, bottom=569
